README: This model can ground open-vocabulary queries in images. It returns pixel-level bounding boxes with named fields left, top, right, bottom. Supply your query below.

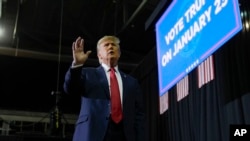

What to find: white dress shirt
left=101, top=63, right=123, bottom=105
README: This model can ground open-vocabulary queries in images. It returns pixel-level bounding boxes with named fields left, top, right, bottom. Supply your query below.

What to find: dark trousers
left=103, top=119, right=126, bottom=141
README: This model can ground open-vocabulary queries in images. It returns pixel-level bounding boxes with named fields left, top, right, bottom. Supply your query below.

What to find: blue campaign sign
left=156, top=0, right=242, bottom=96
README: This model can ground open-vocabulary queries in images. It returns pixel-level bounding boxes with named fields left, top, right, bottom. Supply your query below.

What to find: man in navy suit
left=63, top=36, right=145, bottom=141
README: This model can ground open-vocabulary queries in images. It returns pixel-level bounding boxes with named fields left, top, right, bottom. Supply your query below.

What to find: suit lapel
left=96, top=66, right=110, bottom=99
left=120, top=71, right=128, bottom=103
left=95, top=66, right=129, bottom=101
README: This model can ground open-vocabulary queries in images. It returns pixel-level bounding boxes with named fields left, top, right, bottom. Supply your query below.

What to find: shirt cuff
left=71, top=63, right=83, bottom=69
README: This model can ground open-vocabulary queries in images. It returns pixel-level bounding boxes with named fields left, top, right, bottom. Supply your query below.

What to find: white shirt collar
left=101, top=63, right=118, bottom=72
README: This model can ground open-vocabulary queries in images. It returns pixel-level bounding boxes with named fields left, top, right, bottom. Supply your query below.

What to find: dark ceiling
left=0, top=0, right=168, bottom=71
left=0, top=0, right=170, bottom=113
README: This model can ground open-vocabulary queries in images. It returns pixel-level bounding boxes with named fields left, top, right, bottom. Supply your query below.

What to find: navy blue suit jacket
left=63, top=65, right=145, bottom=141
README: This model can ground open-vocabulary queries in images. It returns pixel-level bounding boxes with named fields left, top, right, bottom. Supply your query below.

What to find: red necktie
left=110, top=67, right=122, bottom=123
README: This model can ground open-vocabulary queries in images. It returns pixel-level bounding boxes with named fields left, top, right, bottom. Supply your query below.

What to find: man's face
left=97, top=39, right=120, bottom=65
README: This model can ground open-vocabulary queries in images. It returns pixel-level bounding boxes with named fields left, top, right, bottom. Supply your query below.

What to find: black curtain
left=131, top=0, right=250, bottom=140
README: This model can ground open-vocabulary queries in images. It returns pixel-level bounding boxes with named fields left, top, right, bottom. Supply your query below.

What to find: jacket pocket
left=76, top=115, right=89, bottom=124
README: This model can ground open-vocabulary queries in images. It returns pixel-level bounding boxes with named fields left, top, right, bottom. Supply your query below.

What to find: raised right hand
left=72, top=37, right=92, bottom=65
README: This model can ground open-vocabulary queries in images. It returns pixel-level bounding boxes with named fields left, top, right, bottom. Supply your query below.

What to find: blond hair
left=96, top=35, right=120, bottom=52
